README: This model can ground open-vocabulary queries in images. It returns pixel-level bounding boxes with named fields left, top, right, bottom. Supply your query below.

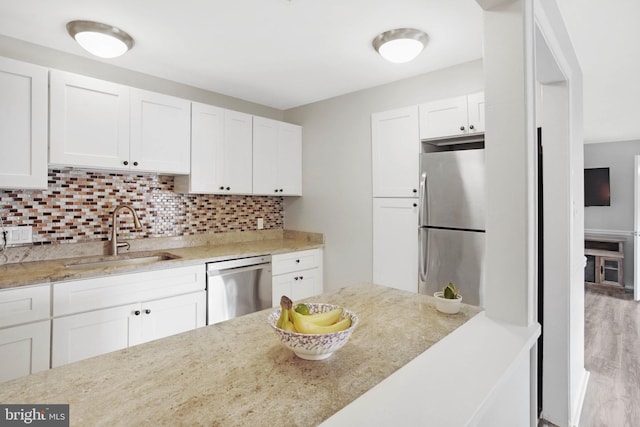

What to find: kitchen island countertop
left=0, top=283, right=481, bottom=426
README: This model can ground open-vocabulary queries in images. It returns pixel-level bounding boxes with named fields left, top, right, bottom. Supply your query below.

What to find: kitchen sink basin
left=64, top=252, right=181, bottom=270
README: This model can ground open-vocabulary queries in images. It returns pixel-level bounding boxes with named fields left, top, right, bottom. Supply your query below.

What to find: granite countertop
left=0, top=283, right=481, bottom=426
left=0, top=230, right=323, bottom=290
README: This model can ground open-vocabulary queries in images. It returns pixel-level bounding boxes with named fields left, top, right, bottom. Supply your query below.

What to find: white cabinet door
left=135, top=291, right=206, bottom=346
left=130, top=89, right=191, bottom=174
left=419, top=92, right=486, bottom=140
left=0, top=57, right=47, bottom=189
left=467, top=91, right=485, bottom=134
left=372, top=106, right=419, bottom=198
left=52, top=303, right=139, bottom=367
left=49, top=70, right=130, bottom=170
left=272, top=249, right=323, bottom=306
left=0, top=285, right=50, bottom=328
left=177, top=102, right=225, bottom=193
left=0, top=320, right=50, bottom=382
left=419, top=96, right=468, bottom=140
left=253, top=117, right=302, bottom=196
left=223, top=110, right=253, bottom=194
left=373, top=198, right=419, bottom=293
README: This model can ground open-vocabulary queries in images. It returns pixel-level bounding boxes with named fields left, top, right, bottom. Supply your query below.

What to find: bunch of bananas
left=276, top=295, right=351, bottom=334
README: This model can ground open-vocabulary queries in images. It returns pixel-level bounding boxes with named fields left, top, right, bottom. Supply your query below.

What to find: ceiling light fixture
left=372, top=28, right=429, bottom=64
left=66, top=20, right=134, bottom=59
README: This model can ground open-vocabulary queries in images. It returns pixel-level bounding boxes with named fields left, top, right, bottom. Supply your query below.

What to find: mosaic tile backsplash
left=0, top=169, right=284, bottom=244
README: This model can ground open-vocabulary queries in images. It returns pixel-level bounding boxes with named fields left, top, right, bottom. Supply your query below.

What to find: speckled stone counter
left=0, top=283, right=481, bottom=426
left=0, top=230, right=323, bottom=289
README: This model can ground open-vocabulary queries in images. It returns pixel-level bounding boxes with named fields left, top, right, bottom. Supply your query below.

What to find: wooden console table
left=584, top=235, right=625, bottom=287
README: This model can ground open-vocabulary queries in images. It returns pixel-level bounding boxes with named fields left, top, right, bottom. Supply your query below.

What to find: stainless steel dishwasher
left=206, top=255, right=272, bottom=325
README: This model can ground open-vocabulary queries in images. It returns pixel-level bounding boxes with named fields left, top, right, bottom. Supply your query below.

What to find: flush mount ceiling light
left=372, top=28, right=429, bottom=64
left=66, top=20, right=134, bottom=59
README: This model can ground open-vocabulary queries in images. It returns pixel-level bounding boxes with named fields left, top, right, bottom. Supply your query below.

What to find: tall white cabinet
left=0, top=57, right=48, bottom=189
left=371, top=106, right=420, bottom=198
left=371, top=107, right=419, bottom=293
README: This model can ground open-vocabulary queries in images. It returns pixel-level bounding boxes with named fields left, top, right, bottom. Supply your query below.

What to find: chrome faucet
left=110, top=204, right=142, bottom=256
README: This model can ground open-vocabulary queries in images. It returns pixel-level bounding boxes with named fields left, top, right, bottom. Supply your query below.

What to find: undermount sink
left=64, top=252, right=181, bottom=270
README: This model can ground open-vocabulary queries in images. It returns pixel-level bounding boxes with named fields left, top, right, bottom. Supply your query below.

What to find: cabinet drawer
left=0, top=285, right=51, bottom=328
left=272, top=249, right=320, bottom=275
left=53, top=265, right=205, bottom=316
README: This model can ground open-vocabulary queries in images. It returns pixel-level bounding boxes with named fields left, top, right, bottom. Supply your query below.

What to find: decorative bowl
left=433, top=291, right=463, bottom=314
left=267, top=303, right=359, bottom=360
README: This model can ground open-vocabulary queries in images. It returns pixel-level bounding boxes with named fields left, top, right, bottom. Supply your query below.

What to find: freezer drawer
left=419, top=227, right=485, bottom=306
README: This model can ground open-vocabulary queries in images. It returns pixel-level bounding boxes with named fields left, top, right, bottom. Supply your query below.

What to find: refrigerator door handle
left=419, top=171, right=427, bottom=227
left=419, top=228, right=428, bottom=282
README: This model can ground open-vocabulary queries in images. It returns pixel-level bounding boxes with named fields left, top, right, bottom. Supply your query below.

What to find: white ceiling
left=0, top=0, right=635, bottom=143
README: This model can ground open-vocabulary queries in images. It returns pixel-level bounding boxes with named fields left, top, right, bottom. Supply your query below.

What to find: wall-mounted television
left=584, top=167, right=610, bottom=206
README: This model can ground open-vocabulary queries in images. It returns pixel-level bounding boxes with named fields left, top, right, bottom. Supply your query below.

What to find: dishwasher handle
left=206, top=255, right=271, bottom=272
left=207, top=262, right=271, bottom=277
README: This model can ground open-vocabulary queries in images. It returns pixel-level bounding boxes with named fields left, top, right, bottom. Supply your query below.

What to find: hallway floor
left=579, top=289, right=639, bottom=426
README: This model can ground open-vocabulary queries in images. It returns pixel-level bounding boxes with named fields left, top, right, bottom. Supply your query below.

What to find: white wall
left=584, top=139, right=640, bottom=288
left=0, top=34, right=283, bottom=120
left=282, top=59, right=483, bottom=289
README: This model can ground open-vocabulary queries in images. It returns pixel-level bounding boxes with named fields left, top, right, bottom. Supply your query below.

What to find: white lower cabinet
left=373, top=198, right=419, bottom=293
left=0, top=284, right=51, bottom=382
left=272, top=249, right=323, bottom=306
left=0, top=321, right=50, bottom=382
left=52, top=265, right=206, bottom=367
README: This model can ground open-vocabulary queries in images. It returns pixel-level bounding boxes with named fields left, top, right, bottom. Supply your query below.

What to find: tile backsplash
left=0, top=169, right=283, bottom=245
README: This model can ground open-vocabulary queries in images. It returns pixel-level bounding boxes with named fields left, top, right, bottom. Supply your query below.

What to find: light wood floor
left=579, top=289, right=640, bottom=426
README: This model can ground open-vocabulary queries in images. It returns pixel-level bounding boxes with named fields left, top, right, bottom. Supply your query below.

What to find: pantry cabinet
left=0, top=57, right=48, bottom=189
left=49, top=70, right=190, bottom=174
left=52, top=265, right=206, bottom=367
left=252, top=117, right=302, bottom=196
left=272, top=249, right=323, bottom=306
left=419, top=92, right=485, bottom=141
left=371, top=106, right=420, bottom=198
left=373, top=198, right=419, bottom=293
left=0, top=285, right=51, bottom=382
left=174, top=103, right=252, bottom=194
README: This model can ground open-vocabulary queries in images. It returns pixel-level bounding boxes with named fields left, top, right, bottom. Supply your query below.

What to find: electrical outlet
left=4, top=226, right=33, bottom=246
left=257, top=218, right=264, bottom=230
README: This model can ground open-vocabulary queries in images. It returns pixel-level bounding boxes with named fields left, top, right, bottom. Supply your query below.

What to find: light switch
left=257, top=218, right=264, bottom=230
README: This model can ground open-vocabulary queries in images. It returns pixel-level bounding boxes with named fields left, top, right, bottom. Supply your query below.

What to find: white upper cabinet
left=50, top=70, right=130, bottom=170
left=0, top=57, right=48, bottom=189
left=175, top=103, right=252, bottom=194
left=419, top=92, right=485, bottom=140
left=371, top=106, right=420, bottom=198
left=50, top=70, right=190, bottom=174
left=252, top=116, right=302, bottom=196
left=130, top=89, right=191, bottom=174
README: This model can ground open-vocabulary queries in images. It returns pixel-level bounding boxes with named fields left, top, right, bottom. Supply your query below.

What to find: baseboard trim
left=570, top=369, right=590, bottom=427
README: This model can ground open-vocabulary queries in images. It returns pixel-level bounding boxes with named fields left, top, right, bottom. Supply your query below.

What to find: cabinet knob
left=459, top=125, right=465, bottom=131
left=413, top=203, right=418, bottom=207
left=133, top=161, right=139, bottom=166
left=299, top=276, right=303, bottom=280
left=274, top=189, right=279, bottom=193
left=134, top=310, right=141, bottom=316
left=294, top=276, right=299, bottom=281
left=145, top=309, right=151, bottom=314
left=279, top=189, right=283, bottom=193
left=219, top=186, right=225, bottom=190
left=412, top=189, right=417, bottom=193
left=469, top=124, right=475, bottom=130
left=295, top=259, right=300, bottom=263
left=123, top=161, right=129, bottom=166
left=226, top=187, right=231, bottom=191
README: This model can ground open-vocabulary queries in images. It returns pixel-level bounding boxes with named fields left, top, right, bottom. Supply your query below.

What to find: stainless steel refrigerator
left=418, top=148, right=486, bottom=306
